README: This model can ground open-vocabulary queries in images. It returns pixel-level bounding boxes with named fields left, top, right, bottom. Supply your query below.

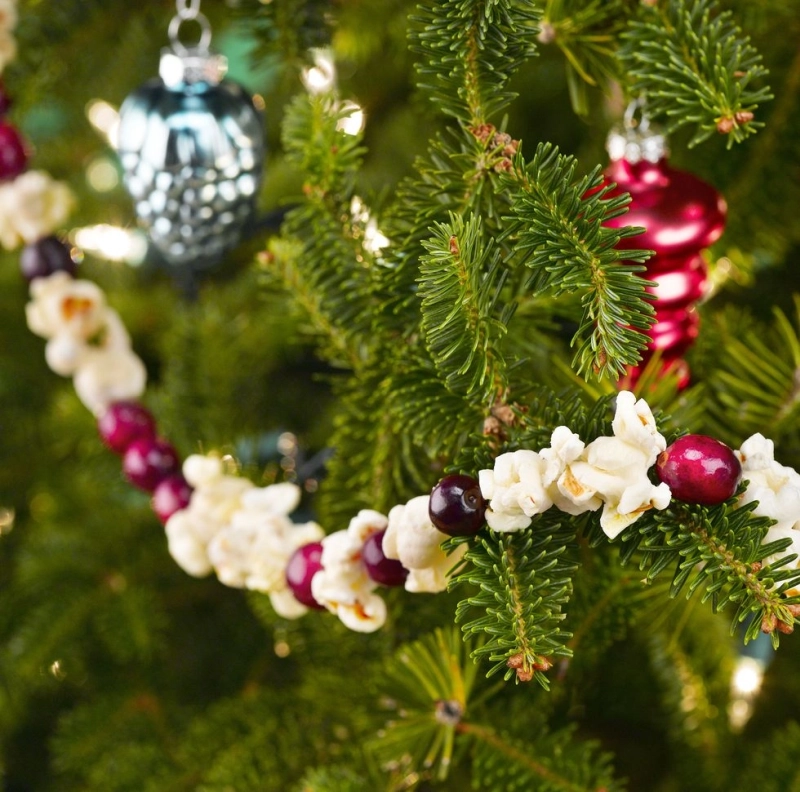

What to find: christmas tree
left=2, top=0, right=800, bottom=789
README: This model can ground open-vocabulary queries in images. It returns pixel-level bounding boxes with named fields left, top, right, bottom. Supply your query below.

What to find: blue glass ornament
left=117, top=9, right=264, bottom=268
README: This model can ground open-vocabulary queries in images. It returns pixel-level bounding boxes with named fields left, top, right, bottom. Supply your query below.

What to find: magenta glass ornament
left=98, top=401, right=157, bottom=454
left=603, top=124, right=726, bottom=387
left=285, top=542, right=326, bottom=610
left=122, top=437, right=181, bottom=492
left=0, top=121, right=28, bottom=180
left=152, top=474, right=193, bottom=524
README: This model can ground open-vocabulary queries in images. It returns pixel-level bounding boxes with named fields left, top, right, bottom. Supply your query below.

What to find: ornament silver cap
left=160, top=2, right=227, bottom=87
left=607, top=99, right=668, bottom=164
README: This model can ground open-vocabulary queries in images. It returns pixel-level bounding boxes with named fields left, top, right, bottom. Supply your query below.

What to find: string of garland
left=5, top=0, right=800, bottom=686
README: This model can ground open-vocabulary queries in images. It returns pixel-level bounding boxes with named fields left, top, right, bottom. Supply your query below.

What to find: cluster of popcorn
left=0, top=2, right=74, bottom=251
left=736, top=434, right=800, bottom=592
left=165, top=454, right=465, bottom=633
left=479, top=391, right=671, bottom=539
left=25, top=273, right=147, bottom=414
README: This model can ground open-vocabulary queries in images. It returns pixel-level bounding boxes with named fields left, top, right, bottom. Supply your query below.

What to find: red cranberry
left=362, top=529, right=408, bottom=587
left=656, top=434, right=741, bottom=506
left=122, top=437, right=180, bottom=492
left=0, top=122, right=28, bottom=180
left=98, top=401, right=156, bottom=454
left=152, top=474, right=193, bottom=524
left=285, top=542, right=325, bottom=610
left=20, top=236, right=77, bottom=282
left=429, top=474, right=486, bottom=537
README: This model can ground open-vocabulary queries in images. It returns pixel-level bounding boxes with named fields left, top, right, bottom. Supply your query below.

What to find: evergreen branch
left=419, top=213, right=510, bottom=403
left=540, top=0, right=635, bottom=115
left=272, top=94, right=375, bottom=368
left=619, top=497, right=800, bottom=645
left=368, top=627, right=479, bottom=783
left=410, top=1, right=541, bottom=124
left=620, top=0, right=772, bottom=147
left=705, top=301, right=800, bottom=448
left=378, top=125, right=517, bottom=331
left=505, top=143, right=654, bottom=380
left=452, top=515, right=576, bottom=687
left=463, top=722, right=622, bottom=792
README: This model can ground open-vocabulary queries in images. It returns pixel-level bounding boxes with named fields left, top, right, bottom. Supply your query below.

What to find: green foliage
left=617, top=495, right=800, bottom=646
left=505, top=142, right=654, bottom=380
left=468, top=723, right=623, bottom=792
left=620, top=0, right=772, bottom=147
left=410, top=0, right=541, bottom=124
left=368, top=627, right=479, bottom=782
left=419, top=212, right=511, bottom=402
left=731, top=720, right=800, bottom=792
left=705, top=299, right=800, bottom=451
left=453, top=515, right=577, bottom=687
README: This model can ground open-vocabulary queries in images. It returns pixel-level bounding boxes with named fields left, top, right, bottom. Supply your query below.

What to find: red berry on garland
left=152, top=474, right=193, bottom=524
left=122, top=437, right=181, bottom=492
left=655, top=434, right=741, bottom=506
left=98, top=401, right=157, bottom=454
left=20, top=236, right=77, bottom=282
left=0, top=121, right=28, bottom=180
left=429, top=474, right=486, bottom=537
left=285, top=542, right=326, bottom=610
left=362, top=529, right=408, bottom=587
left=603, top=117, right=726, bottom=388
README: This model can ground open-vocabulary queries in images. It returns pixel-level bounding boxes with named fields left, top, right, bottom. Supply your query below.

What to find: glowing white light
left=336, top=102, right=365, bottom=136
left=731, top=656, right=764, bottom=697
left=86, top=99, right=120, bottom=149
left=728, top=655, right=766, bottom=730
left=349, top=196, right=389, bottom=254
left=0, top=507, right=14, bottom=535
left=302, top=49, right=336, bottom=94
left=364, top=219, right=390, bottom=253
left=73, top=224, right=148, bottom=265
left=86, top=157, right=119, bottom=192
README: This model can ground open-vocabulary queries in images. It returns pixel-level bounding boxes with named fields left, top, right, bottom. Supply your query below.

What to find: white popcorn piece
left=479, top=450, right=553, bottom=532
left=207, top=481, right=323, bottom=603
left=310, top=510, right=389, bottom=632
left=72, top=346, right=147, bottom=415
left=560, top=392, right=671, bottom=540
left=382, top=495, right=465, bottom=593
left=541, top=426, right=602, bottom=517
left=165, top=455, right=254, bottom=577
left=0, top=171, right=74, bottom=249
left=26, top=272, right=107, bottom=342
left=737, top=433, right=800, bottom=533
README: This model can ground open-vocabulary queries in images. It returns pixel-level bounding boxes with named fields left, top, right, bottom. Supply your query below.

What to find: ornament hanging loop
left=161, top=0, right=225, bottom=87
left=168, top=7, right=213, bottom=57
left=623, top=96, right=652, bottom=133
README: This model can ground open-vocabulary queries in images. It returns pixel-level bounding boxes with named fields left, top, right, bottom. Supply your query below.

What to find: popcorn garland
left=5, top=2, right=800, bottom=638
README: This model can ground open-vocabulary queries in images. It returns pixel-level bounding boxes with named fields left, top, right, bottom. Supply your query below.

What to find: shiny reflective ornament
left=603, top=118, right=726, bottom=387
left=117, top=5, right=264, bottom=268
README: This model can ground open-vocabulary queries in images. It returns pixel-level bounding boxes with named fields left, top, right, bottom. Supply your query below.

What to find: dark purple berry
left=0, top=121, right=28, bottom=180
left=0, top=82, right=13, bottom=117
left=98, top=401, right=156, bottom=454
left=285, top=542, right=325, bottom=610
left=429, top=474, right=486, bottom=537
left=20, top=236, right=77, bottom=282
left=122, top=437, right=180, bottom=492
left=362, top=529, right=408, bottom=587
left=655, top=434, right=741, bottom=506
left=152, top=474, right=193, bottom=524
